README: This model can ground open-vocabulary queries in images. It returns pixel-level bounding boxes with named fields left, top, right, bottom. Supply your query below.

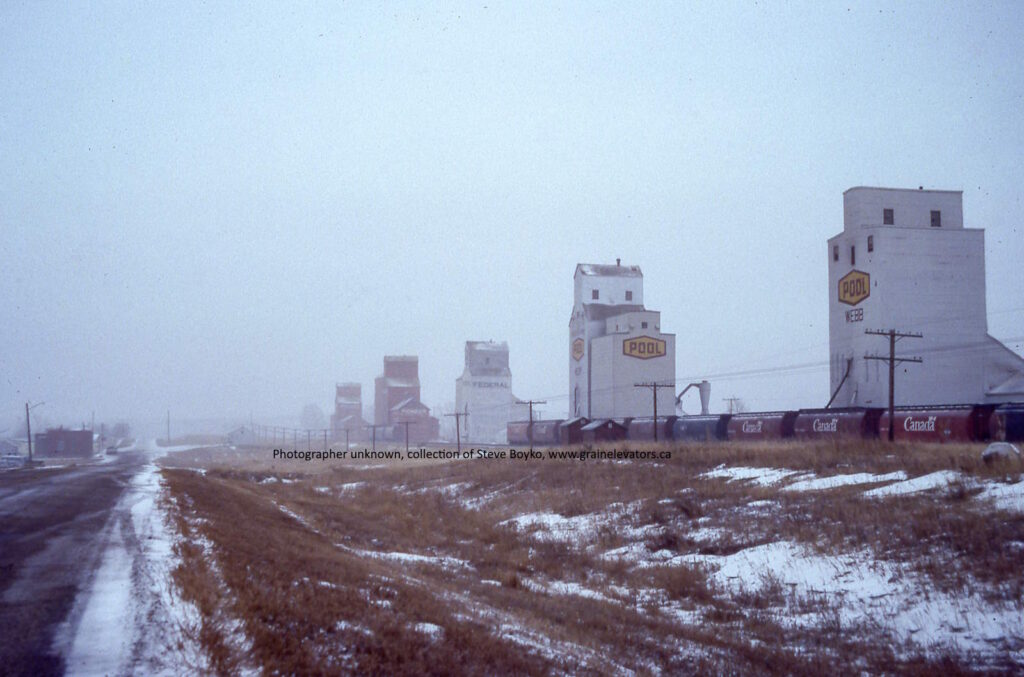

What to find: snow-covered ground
left=472, top=465, right=1024, bottom=665
left=688, top=540, right=1023, bottom=661
left=101, top=446, right=1022, bottom=672
left=57, top=445, right=208, bottom=676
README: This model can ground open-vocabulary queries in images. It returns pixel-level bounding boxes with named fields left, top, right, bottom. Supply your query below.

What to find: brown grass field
left=158, top=440, right=1024, bottom=675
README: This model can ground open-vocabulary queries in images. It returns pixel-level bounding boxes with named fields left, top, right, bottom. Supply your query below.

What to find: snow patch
left=864, top=471, right=961, bottom=497
left=414, top=622, right=444, bottom=639
left=686, top=540, right=1024, bottom=660
left=784, top=471, right=907, bottom=492
left=979, top=480, right=1024, bottom=513
left=701, top=465, right=807, bottom=486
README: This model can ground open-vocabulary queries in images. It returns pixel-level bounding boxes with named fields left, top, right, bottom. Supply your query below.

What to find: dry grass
left=157, top=439, right=1024, bottom=674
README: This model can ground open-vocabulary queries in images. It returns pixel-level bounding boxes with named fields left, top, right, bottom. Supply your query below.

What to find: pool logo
left=839, top=270, right=870, bottom=306
left=623, top=336, right=666, bottom=359
left=572, top=338, right=584, bottom=361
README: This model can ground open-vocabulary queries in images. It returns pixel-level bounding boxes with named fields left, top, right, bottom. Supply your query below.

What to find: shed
left=559, top=417, right=589, bottom=445
left=581, top=418, right=627, bottom=444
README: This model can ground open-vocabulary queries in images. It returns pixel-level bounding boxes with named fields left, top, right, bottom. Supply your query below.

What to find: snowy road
left=0, top=444, right=202, bottom=676
left=0, top=452, right=147, bottom=674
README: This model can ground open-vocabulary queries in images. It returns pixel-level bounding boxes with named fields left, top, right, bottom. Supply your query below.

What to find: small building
left=227, top=426, right=258, bottom=446
left=559, top=417, right=589, bottom=446
left=33, top=428, right=93, bottom=458
left=389, top=398, right=439, bottom=444
left=581, top=419, right=627, bottom=444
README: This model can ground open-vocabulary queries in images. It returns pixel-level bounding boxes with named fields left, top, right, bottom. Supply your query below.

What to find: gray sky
left=2, top=1, right=1023, bottom=429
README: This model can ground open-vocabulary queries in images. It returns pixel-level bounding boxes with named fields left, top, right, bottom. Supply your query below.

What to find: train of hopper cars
left=507, top=403, right=1024, bottom=446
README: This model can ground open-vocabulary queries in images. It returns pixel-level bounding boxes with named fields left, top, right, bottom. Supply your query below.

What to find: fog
left=2, top=3, right=1023, bottom=434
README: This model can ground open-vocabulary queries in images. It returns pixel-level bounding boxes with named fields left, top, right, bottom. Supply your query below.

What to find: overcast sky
left=2, top=1, right=1023, bottom=431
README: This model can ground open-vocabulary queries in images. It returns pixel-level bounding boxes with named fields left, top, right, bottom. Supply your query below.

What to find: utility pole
left=306, top=429, right=311, bottom=451
left=723, top=397, right=742, bottom=414
left=166, top=410, right=170, bottom=445
left=865, top=328, right=923, bottom=442
left=397, top=420, right=412, bottom=454
left=366, top=424, right=386, bottom=452
left=344, top=427, right=351, bottom=451
left=25, top=401, right=43, bottom=462
left=323, top=428, right=328, bottom=450
left=516, top=399, right=546, bottom=452
left=634, top=382, right=673, bottom=441
left=445, top=412, right=468, bottom=454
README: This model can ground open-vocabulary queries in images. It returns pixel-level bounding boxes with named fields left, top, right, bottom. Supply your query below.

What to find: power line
left=633, top=382, right=673, bottom=441
left=444, top=412, right=468, bottom=454
left=515, top=399, right=547, bottom=451
left=864, top=328, right=923, bottom=442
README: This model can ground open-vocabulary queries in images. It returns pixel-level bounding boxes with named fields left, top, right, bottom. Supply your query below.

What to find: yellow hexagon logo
left=838, top=270, right=870, bottom=306
left=572, top=338, right=584, bottom=361
left=623, top=336, right=667, bottom=359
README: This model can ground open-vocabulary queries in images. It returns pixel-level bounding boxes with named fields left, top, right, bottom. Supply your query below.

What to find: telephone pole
left=634, top=383, right=674, bottom=441
left=865, top=328, right=923, bottom=442
left=166, top=409, right=171, bottom=445
left=25, top=401, right=43, bottom=463
left=723, top=397, right=742, bottom=414
left=445, top=412, right=469, bottom=454
left=366, top=424, right=387, bottom=452
left=516, top=399, right=546, bottom=451
left=397, top=420, right=413, bottom=454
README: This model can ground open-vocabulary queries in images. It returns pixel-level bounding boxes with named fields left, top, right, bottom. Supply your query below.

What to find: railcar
left=507, top=419, right=565, bottom=446
left=989, top=403, right=1024, bottom=442
left=672, top=415, right=730, bottom=442
left=626, top=416, right=678, bottom=441
left=792, top=408, right=882, bottom=440
left=877, top=405, right=994, bottom=443
left=725, top=411, right=798, bottom=441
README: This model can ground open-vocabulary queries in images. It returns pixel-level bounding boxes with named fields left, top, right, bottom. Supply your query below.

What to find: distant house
left=34, top=428, right=93, bottom=458
left=227, top=426, right=258, bottom=446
